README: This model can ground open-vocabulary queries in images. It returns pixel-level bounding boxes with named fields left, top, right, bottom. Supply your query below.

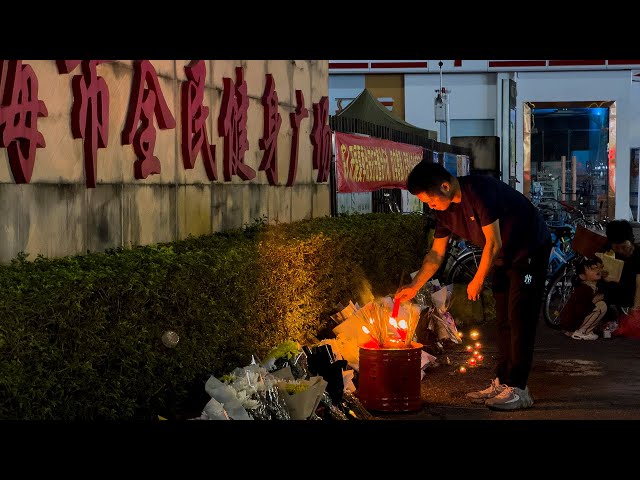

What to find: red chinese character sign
left=287, top=90, right=309, bottom=187
left=334, top=132, right=423, bottom=193
left=57, top=60, right=111, bottom=188
left=181, top=60, right=217, bottom=180
left=310, top=96, right=331, bottom=183
left=122, top=60, right=176, bottom=179
left=219, top=67, right=255, bottom=181
left=258, top=74, right=281, bottom=185
left=0, top=60, right=48, bottom=183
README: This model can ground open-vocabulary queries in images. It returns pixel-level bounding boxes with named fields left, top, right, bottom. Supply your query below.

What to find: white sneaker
left=485, top=385, right=534, bottom=410
left=571, top=331, right=599, bottom=340
left=466, top=377, right=506, bottom=401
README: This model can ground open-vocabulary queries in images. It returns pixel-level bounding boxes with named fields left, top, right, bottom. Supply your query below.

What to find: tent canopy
left=335, top=88, right=437, bottom=140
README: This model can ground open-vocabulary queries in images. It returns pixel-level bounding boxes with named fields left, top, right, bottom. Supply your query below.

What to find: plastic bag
left=614, top=310, right=640, bottom=339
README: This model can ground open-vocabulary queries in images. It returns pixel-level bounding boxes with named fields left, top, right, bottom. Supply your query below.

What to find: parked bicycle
left=541, top=204, right=607, bottom=329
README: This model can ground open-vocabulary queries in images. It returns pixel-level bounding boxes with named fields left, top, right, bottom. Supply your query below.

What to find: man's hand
left=467, top=278, right=484, bottom=301
left=593, top=293, right=605, bottom=303
left=395, top=284, right=419, bottom=303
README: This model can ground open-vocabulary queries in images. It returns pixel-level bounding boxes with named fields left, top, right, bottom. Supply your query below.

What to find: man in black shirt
left=395, top=161, right=551, bottom=411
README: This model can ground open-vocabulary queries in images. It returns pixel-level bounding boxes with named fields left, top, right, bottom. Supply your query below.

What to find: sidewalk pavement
left=376, top=317, right=640, bottom=421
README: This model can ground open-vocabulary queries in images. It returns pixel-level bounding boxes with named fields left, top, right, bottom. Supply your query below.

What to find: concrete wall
left=0, top=60, right=330, bottom=263
left=405, top=73, right=498, bottom=136
left=632, top=81, right=640, bottom=148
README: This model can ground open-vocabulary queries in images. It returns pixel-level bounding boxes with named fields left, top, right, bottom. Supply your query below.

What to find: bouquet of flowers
left=202, top=362, right=290, bottom=420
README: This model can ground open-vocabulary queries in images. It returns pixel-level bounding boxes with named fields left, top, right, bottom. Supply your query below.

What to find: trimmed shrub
left=0, top=213, right=430, bottom=420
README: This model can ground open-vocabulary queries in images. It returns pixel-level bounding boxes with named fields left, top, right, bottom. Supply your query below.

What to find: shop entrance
left=523, top=101, right=616, bottom=222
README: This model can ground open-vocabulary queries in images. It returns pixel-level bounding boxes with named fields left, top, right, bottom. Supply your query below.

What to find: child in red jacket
left=559, top=257, right=607, bottom=340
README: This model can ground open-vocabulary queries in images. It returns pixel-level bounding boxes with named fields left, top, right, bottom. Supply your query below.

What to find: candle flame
left=362, top=325, right=370, bottom=334
left=398, top=319, right=407, bottom=329
left=389, top=318, right=398, bottom=328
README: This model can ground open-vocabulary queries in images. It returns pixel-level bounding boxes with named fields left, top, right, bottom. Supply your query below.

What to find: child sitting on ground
left=559, top=257, right=608, bottom=340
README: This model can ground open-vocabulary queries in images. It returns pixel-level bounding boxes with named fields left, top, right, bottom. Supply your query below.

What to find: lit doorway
left=523, top=101, right=616, bottom=222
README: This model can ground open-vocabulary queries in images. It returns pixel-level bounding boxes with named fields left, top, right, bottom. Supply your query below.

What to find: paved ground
left=374, top=318, right=640, bottom=421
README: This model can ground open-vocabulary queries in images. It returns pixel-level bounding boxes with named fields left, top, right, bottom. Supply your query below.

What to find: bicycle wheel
left=446, top=250, right=487, bottom=287
left=543, top=262, right=576, bottom=329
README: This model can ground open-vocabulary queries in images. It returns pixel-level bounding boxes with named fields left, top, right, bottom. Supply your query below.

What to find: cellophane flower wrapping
left=276, top=375, right=328, bottom=420
left=416, top=282, right=460, bottom=344
left=202, top=362, right=290, bottom=420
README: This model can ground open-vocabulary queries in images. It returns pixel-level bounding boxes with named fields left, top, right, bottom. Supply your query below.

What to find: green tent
left=335, top=88, right=437, bottom=140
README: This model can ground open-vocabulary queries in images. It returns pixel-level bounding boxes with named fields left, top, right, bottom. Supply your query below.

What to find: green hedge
left=0, top=213, right=432, bottom=420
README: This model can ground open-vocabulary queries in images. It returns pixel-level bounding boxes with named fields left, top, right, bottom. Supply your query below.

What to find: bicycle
left=541, top=216, right=607, bottom=329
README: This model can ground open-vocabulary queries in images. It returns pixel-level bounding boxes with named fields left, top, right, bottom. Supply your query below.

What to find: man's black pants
left=491, top=240, right=552, bottom=390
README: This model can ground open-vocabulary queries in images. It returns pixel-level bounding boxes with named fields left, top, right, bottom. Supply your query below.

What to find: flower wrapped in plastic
left=425, top=284, right=461, bottom=344
left=277, top=364, right=328, bottom=420
left=261, top=340, right=312, bottom=382
left=202, top=362, right=290, bottom=420
left=275, top=376, right=328, bottom=420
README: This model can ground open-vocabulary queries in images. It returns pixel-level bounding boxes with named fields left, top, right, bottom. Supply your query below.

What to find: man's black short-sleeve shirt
left=433, top=175, right=550, bottom=265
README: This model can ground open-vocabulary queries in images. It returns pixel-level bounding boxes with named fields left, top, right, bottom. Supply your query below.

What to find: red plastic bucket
left=357, top=342, right=423, bottom=412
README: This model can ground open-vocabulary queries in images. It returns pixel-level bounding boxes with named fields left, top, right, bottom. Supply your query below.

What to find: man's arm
left=395, top=235, right=450, bottom=302
left=467, top=219, right=502, bottom=301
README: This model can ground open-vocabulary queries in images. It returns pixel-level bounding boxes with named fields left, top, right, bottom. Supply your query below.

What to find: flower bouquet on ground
left=201, top=362, right=290, bottom=420
left=275, top=375, right=328, bottom=420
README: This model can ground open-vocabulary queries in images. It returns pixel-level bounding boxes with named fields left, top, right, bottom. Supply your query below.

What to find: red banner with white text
left=335, top=132, right=424, bottom=193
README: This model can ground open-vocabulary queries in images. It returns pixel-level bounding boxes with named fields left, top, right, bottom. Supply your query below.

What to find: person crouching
left=559, top=257, right=607, bottom=340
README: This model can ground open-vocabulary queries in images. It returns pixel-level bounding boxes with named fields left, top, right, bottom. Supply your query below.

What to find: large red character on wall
left=219, top=67, right=255, bottom=181
left=287, top=90, right=308, bottom=186
left=258, top=74, right=281, bottom=185
left=122, top=60, right=176, bottom=179
left=0, top=60, right=48, bottom=183
left=57, top=60, right=111, bottom=188
left=310, top=96, right=331, bottom=183
left=181, top=60, right=217, bottom=181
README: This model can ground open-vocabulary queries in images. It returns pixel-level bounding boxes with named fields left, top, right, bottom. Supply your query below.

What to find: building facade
left=329, top=60, right=640, bottom=221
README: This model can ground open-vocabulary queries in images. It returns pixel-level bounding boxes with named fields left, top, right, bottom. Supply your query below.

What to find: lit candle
left=477, top=354, right=484, bottom=362
left=459, top=366, right=467, bottom=373
left=468, top=357, right=477, bottom=366
left=470, top=330, right=480, bottom=340
left=465, top=345, right=473, bottom=352
left=473, top=350, right=480, bottom=357
left=457, top=331, right=463, bottom=338
left=475, top=342, right=482, bottom=349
